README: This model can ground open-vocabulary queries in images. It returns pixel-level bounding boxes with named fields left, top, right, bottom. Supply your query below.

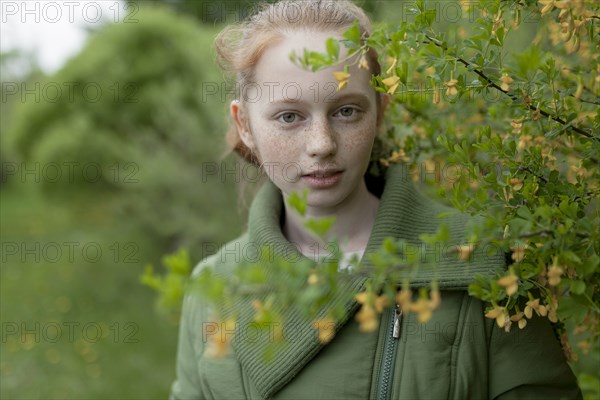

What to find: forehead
left=248, top=30, right=374, bottom=103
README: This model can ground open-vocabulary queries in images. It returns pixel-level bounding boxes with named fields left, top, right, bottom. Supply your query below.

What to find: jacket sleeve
left=169, top=292, right=205, bottom=400
left=487, top=311, right=582, bottom=400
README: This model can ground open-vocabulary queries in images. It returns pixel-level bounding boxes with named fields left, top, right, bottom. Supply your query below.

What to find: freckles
left=339, top=124, right=377, bottom=149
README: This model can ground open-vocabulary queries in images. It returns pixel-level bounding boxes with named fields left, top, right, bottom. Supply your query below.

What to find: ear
left=230, top=100, right=255, bottom=150
left=381, top=93, right=390, bottom=111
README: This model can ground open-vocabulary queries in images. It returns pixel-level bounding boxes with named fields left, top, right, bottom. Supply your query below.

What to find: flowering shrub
left=143, top=0, right=599, bottom=396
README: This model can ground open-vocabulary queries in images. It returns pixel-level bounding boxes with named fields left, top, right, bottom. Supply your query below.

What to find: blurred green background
left=1, top=3, right=247, bottom=398
left=0, top=1, right=593, bottom=398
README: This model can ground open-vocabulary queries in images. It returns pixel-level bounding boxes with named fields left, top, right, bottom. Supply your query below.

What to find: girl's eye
left=334, top=106, right=361, bottom=120
left=277, top=112, right=297, bottom=124
left=337, top=107, right=355, bottom=117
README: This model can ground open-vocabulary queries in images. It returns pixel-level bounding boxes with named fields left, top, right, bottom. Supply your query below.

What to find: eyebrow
left=268, top=92, right=372, bottom=106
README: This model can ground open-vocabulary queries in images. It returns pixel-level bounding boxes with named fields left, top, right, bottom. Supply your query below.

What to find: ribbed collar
left=228, top=163, right=502, bottom=399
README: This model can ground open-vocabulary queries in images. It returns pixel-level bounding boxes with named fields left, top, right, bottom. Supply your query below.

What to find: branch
left=517, top=166, right=548, bottom=183
left=519, top=229, right=553, bottom=239
left=571, top=97, right=600, bottom=106
left=518, top=229, right=590, bottom=239
left=423, top=35, right=597, bottom=141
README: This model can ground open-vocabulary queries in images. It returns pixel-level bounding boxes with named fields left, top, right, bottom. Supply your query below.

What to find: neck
left=282, top=180, right=380, bottom=258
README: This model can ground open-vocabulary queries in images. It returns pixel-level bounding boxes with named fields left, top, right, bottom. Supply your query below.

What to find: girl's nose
left=306, top=119, right=337, bottom=158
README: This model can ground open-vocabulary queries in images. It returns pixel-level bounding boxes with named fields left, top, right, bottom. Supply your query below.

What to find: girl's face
left=232, top=30, right=383, bottom=212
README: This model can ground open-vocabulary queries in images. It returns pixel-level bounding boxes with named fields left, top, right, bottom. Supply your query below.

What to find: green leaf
left=325, top=37, right=340, bottom=60
left=476, top=187, right=488, bottom=203
left=304, top=217, right=336, bottom=239
left=342, top=20, right=361, bottom=44
left=496, top=26, right=505, bottom=45
left=569, top=280, right=586, bottom=295
left=140, top=264, right=161, bottom=290
left=383, top=237, right=397, bottom=254
left=287, top=189, right=308, bottom=217
left=516, top=206, right=534, bottom=221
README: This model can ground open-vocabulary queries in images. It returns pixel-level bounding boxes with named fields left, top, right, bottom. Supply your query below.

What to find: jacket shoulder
left=191, top=232, right=251, bottom=279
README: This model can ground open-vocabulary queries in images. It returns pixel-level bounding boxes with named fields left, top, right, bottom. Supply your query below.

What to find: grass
left=1, top=180, right=179, bottom=399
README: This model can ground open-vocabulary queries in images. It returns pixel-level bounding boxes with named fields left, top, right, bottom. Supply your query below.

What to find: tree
left=8, top=6, right=243, bottom=253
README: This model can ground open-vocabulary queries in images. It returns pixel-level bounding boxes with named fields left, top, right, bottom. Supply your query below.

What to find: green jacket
left=171, top=164, right=582, bottom=400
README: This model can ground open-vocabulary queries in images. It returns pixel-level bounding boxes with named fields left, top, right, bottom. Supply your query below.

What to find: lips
left=302, top=169, right=343, bottom=178
left=301, top=169, right=344, bottom=189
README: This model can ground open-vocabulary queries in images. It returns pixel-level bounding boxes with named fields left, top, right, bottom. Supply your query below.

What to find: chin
left=305, top=189, right=350, bottom=210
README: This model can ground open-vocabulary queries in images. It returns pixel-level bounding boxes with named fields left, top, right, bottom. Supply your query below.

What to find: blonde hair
left=214, top=0, right=383, bottom=165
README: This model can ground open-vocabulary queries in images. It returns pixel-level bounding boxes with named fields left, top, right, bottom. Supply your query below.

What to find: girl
left=171, top=1, right=582, bottom=399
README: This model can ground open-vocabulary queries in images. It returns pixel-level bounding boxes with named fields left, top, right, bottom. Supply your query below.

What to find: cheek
left=247, top=115, right=291, bottom=156
left=338, top=122, right=378, bottom=155
left=255, top=134, right=299, bottom=161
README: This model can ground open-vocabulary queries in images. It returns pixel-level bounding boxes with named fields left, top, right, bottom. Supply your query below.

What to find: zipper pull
left=392, top=305, right=402, bottom=339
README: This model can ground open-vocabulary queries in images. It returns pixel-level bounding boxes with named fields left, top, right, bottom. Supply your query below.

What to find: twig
left=518, top=229, right=590, bottom=239
left=423, top=35, right=597, bottom=140
left=519, top=229, right=553, bottom=239
left=518, top=166, right=548, bottom=183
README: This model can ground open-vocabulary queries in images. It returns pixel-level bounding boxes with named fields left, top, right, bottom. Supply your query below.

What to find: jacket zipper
left=377, top=304, right=402, bottom=400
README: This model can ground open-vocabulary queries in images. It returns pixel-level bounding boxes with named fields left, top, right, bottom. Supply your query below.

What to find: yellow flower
left=492, top=11, right=504, bottom=36
left=307, top=270, right=319, bottom=285
left=541, top=146, right=557, bottom=169
left=386, top=57, right=398, bottom=75
left=517, top=134, right=532, bottom=151
left=444, top=79, right=459, bottom=97
left=539, top=0, right=555, bottom=17
left=411, top=298, right=434, bottom=323
left=358, top=54, right=369, bottom=70
left=497, top=272, right=519, bottom=296
left=557, top=7, right=568, bottom=19
left=205, top=318, right=236, bottom=358
left=389, top=149, right=410, bottom=163
left=400, top=289, right=441, bottom=324
left=355, top=291, right=389, bottom=332
left=547, top=264, right=564, bottom=286
left=313, top=317, right=336, bottom=344
left=382, top=76, right=400, bottom=94
left=503, top=225, right=510, bottom=239
left=500, top=74, right=513, bottom=91
left=396, top=288, right=413, bottom=313
left=456, top=244, right=475, bottom=261
left=503, top=319, right=513, bottom=333
left=510, top=244, right=528, bottom=262
left=252, top=298, right=274, bottom=324
left=571, top=162, right=589, bottom=178
left=511, top=119, right=524, bottom=134
left=509, top=178, right=524, bottom=191
left=577, top=340, right=590, bottom=355
left=356, top=303, right=378, bottom=332
left=524, top=298, right=548, bottom=319
left=567, top=35, right=580, bottom=53
left=485, top=306, right=508, bottom=328
left=554, top=0, right=568, bottom=11
left=574, top=80, right=583, bottom=99
left=380, top=149, right=410, bottom=167
left=432, top=85, right=441, bottom=104
left=333, top=71, right=350, bottom=91
left=355, top=292, right=368, bottom=304
left=510, top=312, right=528, bottom=329
left=252, top=299, right=263, bottom=310
left=374, top=295, right=390, bottom=313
